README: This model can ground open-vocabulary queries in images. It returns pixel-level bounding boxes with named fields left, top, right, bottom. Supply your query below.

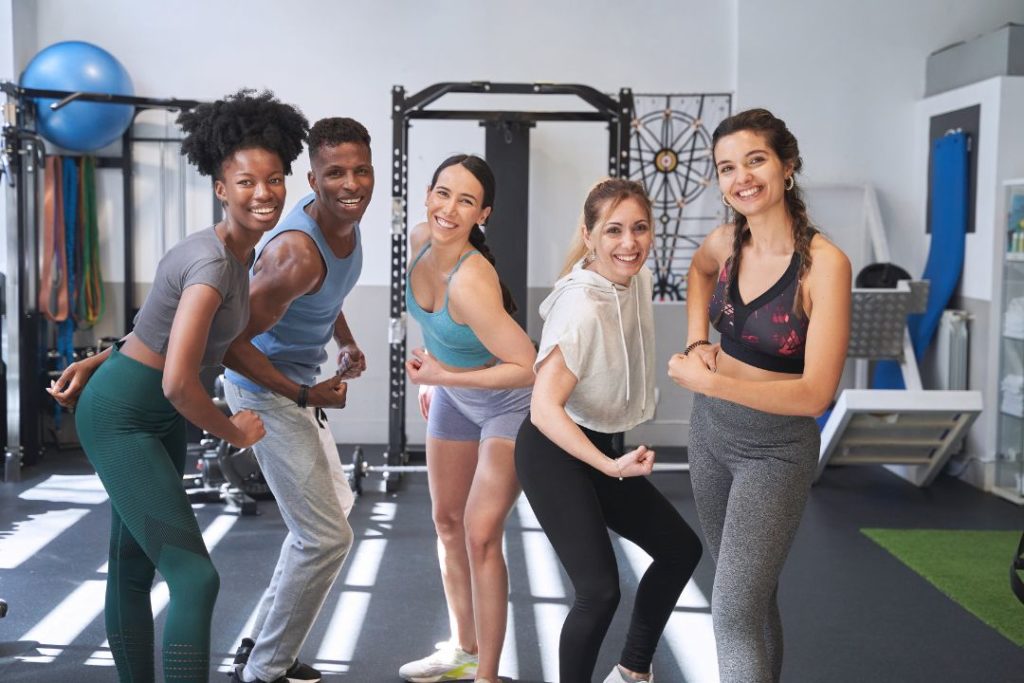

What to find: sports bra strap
left=410, top=242, right=432, bottom=270
left=448, top=249, right=480, bottom=280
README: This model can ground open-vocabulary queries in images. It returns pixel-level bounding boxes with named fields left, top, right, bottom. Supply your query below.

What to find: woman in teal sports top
left=400, top=155, right=536, bottom=683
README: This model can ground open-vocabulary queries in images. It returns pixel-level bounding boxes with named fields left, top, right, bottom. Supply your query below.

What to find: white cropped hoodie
left=535, top=259, right=656, bottom=433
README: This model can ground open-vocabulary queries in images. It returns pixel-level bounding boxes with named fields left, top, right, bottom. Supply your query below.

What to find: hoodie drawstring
left=612, top=283, right=631, bottom=404
left=635, top=283, right=646, bottom=413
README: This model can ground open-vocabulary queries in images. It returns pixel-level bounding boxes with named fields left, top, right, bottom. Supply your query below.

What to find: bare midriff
left=120, top=333, right=167, bottom=371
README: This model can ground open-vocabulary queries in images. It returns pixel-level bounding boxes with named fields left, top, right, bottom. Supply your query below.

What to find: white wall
left=736, top=0, right=1024, bottom=276
left=9, top=1, right=1024, bottom=450
left=7, top=0, right=738, bottom=445
left=18, top=0, right=738, bottom=288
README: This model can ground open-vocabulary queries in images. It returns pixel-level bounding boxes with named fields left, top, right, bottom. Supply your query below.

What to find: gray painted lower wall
left=69, top=284, right=1003, bottom=487
left=47, top=281, right=1008, bottom=500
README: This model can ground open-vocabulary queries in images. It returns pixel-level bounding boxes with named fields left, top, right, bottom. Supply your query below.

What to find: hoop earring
left=721, top=194, right=730, bottom=207
left=785, top=175, right=795, bottom=191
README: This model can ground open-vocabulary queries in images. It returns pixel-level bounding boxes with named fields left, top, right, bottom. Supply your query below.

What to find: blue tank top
left=226, top=193, right=362, bottom=391
left=405, top=243, right=494, bottom=368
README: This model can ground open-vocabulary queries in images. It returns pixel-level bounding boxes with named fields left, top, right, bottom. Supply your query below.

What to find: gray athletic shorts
left=427, top=385, right=531, bottom=443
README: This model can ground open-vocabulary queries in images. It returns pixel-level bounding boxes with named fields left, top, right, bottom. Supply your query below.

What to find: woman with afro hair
left=48, top=89, right=308, bottom=683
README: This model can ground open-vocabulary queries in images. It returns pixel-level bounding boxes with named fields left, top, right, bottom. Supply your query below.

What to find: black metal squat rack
left=385, top=81, right=634, bottom=490
left=1, top=82, right=202, bottom=481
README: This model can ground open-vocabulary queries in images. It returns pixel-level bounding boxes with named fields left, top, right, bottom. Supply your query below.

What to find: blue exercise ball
left=20, top=41, right=135, bottom=152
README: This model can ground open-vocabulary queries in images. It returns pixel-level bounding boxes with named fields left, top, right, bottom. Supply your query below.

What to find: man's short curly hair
left=307, top=117, right=371, bottom=162
left=177, top=89, right=309, bottom=178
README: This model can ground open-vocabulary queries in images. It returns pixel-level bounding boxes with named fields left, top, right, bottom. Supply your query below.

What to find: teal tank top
left=405, top=243, right=495, bottom=368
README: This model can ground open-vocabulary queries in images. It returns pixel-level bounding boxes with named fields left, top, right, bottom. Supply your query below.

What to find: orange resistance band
left=40, top=156, right=69, bottom=322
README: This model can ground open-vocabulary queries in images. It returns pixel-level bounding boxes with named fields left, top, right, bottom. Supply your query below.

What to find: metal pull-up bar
left=380, top=81, right=634, bottom=489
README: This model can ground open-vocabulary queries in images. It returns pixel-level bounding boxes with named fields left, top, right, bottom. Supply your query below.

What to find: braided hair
left=178, top=88, right=308, bottom=179
left=429, top=154, right=517, bottom=316
left=712, top=108, right=814, bottom=319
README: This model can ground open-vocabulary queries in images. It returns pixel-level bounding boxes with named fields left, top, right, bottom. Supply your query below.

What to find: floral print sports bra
left=708, top=248, right=810, bottom=374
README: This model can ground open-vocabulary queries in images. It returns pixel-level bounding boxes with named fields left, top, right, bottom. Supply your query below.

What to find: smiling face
left=308, top=141, right=374, bottom=226
left=424, top=163, right=492, bottom=247
left=583, top=196, right=653, bottom=285
left=214, top=147, right=287, bottom=234
left=714, top=129, right=793, bottom=219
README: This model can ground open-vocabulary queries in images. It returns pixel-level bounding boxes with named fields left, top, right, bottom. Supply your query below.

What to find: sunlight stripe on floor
left=371, top=501, right=397, bottom=522
left=84, top=648, right=116, bottom=667
left=499, top=601, right=519, bottom=678
left=18, top=580, right=107, bottom=663
left=616, top=538, right=710, bottom=609
left=664, top=611, right=719, bottom=683
left=515, top=492, right=541, bottom=530
left=522, top=530, right=565, bottom=600
left=314, top=591, right=370, bottom=673
left=216, top=519, right=387, bottom=673
left=0, top=508, right=90, bottom=569
left=679, top=579, right=711, bottom=610
left=533, top=602, right=569, bottom=682
left=84, top=514, right=239, bottom=666
left=19, top=474, right=108, bottom=504
left=344, top=538, right=387, bottom=588
left=616, top=537, right=718, bottom=681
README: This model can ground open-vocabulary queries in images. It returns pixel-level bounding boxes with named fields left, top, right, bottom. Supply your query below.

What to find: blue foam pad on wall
left=871, top=131, right=969, bottom=390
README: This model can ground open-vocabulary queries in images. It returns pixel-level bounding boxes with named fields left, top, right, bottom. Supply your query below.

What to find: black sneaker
left=282, top=661, right=321, bottom=682
left=230, top=638, right=321, bottom=683
left=232, top=638, right=255, bottom=670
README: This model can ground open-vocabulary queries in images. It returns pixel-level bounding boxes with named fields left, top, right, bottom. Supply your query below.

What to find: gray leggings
left=688, top=393, right=819, bottom=683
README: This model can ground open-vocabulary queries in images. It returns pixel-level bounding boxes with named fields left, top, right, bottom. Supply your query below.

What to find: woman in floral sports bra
left=668, top=108, right=852, bottom=683
left=400, top=155, right=536, bottom=683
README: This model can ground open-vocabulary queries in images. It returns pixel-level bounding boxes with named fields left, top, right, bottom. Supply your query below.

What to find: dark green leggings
left=76, top=346, right=219, bottom=682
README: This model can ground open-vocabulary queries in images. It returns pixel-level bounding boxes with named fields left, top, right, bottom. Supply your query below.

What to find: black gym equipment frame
left=1, top=82, right=202, bottom=481
left=387, top=81, right=634, bottom=490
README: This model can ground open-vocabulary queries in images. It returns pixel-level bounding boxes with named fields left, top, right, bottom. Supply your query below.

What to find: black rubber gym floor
left=1, top=447, right=1022, bottom=682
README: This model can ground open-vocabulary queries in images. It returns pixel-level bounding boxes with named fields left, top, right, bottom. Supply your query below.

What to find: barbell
left=342, top=446, right=690, bottom=496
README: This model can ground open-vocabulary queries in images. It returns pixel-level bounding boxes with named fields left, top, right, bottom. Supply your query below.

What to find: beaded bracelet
left=684, top=339, right=711, bottom=356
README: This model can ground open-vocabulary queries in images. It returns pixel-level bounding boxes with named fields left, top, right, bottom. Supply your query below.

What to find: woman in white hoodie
left=515, top=178, right=702, bottom=683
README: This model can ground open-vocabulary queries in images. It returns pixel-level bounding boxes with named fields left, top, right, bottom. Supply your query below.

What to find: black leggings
left=515, top=417, right=702, bottom=682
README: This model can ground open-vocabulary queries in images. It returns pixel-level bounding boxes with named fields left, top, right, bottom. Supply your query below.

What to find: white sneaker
left=398, top=641, right=479, bottom=682
left=602, top=664, right=654, bottom=683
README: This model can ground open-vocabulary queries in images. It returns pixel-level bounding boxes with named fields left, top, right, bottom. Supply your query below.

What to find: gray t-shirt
left=132, top=227, right=251, bottom=367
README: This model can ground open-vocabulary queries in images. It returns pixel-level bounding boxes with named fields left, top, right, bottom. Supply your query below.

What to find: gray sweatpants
left=224, top=379, right=355, bottom=682
left=688, top=393, right=819, bottom=683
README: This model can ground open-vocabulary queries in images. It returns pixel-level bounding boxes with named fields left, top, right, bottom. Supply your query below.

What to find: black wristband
left=684, top=339, right=711, bottom=356
left=297, top=384, right=310, bottom=408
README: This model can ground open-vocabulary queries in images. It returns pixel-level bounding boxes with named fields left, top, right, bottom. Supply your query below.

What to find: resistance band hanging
left=76, top=157, right=104, bottom=327
left=56, top=157, right=79, bottom=377
left=39, top=156, right=69, bottom=322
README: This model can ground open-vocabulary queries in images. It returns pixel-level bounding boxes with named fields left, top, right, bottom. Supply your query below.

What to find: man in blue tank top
left=222, top=118, right=373, bottom=683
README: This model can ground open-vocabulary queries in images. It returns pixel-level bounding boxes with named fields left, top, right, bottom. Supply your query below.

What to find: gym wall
left=4, top=0, right=1024, bottom=450
left=1, top=0, right=735, bottom=446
